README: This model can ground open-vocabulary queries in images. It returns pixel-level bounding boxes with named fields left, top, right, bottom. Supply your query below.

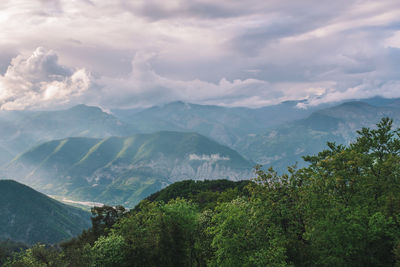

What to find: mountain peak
left=337, top=101, right=374, bottom=108
left=165, top=101, right=192, bottom=108
left=68, top=104, right=103, bottom=112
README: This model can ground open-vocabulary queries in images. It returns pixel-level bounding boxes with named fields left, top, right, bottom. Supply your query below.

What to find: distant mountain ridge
left=0, top=98, right=361, bottom=166
left=0, top=100, right=321, bottom=166
left=5, top=131, right=253, bottom=207
left=238, top=99, right=400, bottom=171
left=111, top=100, right=324, bottom=148
left=0, top=180, right=90, bottom=245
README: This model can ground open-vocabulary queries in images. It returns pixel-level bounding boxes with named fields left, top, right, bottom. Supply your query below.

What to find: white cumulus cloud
left=0, top=47, right=90, bottom=110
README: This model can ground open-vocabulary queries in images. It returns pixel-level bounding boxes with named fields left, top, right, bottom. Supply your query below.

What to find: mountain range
left=0, top=100, right=319, bottom=166
left=1, top=97, right=400, bottom=206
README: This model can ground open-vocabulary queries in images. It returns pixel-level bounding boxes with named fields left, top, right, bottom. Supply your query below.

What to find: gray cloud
left=95, top=51, right=278, bottom=108
left=0, top=0, right=400, bottom=109
left=121, top=0, right=259, bottom=20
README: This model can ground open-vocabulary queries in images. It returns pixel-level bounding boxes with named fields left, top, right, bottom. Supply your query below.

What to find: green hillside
left=0, top=180, right=90, bottom=245
left=6, top=132, right=253, bottom=207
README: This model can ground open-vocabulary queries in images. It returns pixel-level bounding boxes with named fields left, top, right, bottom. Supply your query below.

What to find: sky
left=0, top=0, right=400, bottom=110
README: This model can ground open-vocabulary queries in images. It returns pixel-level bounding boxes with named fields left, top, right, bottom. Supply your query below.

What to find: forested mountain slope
left=0, top=180, right=90, bottom=245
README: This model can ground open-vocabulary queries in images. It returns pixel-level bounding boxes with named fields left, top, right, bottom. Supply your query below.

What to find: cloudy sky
left=0, top=0, right=400, bottom=110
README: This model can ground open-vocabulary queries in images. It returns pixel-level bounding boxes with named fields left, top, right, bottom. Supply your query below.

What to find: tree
left=301, top=117, right=400, bottom=266
left=91, top=234, right=127, bottom=267
left=91, top=205, right=126, bottom=239
left=114, top=199, right=199, bottom=267
left=4, top=244, right=64, bottom=267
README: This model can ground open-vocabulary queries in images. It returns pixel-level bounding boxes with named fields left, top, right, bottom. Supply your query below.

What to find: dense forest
left=3, top=117, right=400, bottom=266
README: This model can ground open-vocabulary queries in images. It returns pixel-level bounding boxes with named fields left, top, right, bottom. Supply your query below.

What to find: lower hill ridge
left=0, top=180, right=91, bottom=245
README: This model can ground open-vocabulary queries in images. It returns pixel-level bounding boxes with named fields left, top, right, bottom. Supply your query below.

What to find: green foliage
left=91, top=205, right=127, bottom=239
left=210, top=198, right=288, bottom=267
left=91, top=234, right=127, bottom=267
left=0, top=240, right=28, bottom=265
left=114, top=199, right=199, bottom=267
left=59, top=205, right=128, bottom=265
left=4, top=244, right=65, bottom=267
left=145, top=179, right=250, bottom=210
left=300, top=117, right=400, bottom=266
left=248, top=166, right=309, bottom=265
